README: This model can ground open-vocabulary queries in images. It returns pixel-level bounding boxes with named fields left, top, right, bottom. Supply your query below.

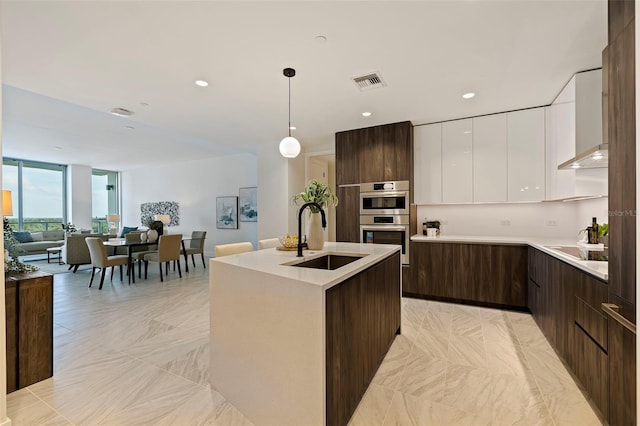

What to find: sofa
left=12, top=230, right=65, bottom=255
left=61, top=233, right=109, bottom=272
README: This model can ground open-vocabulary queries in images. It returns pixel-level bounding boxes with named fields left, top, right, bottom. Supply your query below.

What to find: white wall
left=287, top=153, right=306, bottom=235
left=417, top=202, right=580, bottom=239
left=575, top=196, right=609, bottom=231
left=256, top=144, right=305, bottom=240
left=121, top=154, right=257, bottom=255
left=66, top=164, right=93, bottom=230
left=417, top=197, right=610, bottom=240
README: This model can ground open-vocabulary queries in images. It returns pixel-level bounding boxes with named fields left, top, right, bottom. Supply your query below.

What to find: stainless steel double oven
left=359, top=181, right=410, bottom=264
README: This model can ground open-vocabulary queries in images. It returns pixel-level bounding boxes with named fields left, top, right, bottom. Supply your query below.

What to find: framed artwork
left=239, top=187, right=257, bottom=222
left=216, top=196, right=238, bottom=229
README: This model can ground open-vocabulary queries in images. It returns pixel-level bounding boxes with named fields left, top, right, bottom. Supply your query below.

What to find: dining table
left=104, top=235, right=201, bottom=282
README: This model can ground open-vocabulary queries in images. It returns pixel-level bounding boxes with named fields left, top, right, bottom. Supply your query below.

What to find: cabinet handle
left=601, top=303, right=636, bottom=335
left=337, top=184, right=361, bottom=188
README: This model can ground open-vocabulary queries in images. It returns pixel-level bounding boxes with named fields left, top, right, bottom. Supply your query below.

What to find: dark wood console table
left=5, top=271, right=53, bottom=392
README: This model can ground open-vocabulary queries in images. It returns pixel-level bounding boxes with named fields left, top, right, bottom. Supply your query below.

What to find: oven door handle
left=360, top=191, right=408, bottom=197
left=361, top=226, right=407, bottom=232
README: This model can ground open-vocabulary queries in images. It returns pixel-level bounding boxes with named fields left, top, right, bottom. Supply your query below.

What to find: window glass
left=2, top=158, right=65, bottom=231
left=92, top=169, right=118, bottom=233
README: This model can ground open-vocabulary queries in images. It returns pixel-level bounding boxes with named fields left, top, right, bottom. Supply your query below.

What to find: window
left=2, top=158, right=66, bottom=231
left=92, top=169, right=119, bottom=233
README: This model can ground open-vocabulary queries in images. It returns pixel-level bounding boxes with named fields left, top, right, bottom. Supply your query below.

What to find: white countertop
left=211, top=241, right=401, bottom=290
left=411, top=234, right=608, bottom=281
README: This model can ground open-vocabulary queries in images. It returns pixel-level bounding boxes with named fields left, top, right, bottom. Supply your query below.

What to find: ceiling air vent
left=110, top=107, right=134, bottom=117
left=353, top=72, right=386, bottom=91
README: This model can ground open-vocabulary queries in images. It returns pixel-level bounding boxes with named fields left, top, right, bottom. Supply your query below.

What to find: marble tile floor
left=7, top=267, right=602, bottom=425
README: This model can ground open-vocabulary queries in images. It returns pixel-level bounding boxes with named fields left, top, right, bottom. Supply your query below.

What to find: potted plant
left=61, top=222, right=77, bottom=234
left=292, top=180, right=339, bottom=250
left=3, top=219, right=38, bottom=275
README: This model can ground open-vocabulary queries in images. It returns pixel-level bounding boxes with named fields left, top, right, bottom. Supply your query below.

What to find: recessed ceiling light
left=462, top=92, right=475, bottom=99
left=592, top=153, right=604, bottom=160
left=140, top=102, right=149, bottom=107
left=289, top=126, right=296, bottom=130
left=53, top=146, right=63, bottom=150
left=195, top=80, right=209, bottom=87
left=362, top=112, right=372, bottom=117
left=125, top=125, right=135, bottom=130
left=571, top=164, right=581, bottom=169
left=463, top=130, right=472, bottom=134
left=110, top=107, right=134, bottom=117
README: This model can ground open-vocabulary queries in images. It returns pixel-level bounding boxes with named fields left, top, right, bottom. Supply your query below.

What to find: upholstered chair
left=214, top=242, right=254, bottom=257
left=143, top=234, right=183, bottom=282
left=258, top=238, right=280, bottom=250
left=85, top=237, right=129, bottom=290
left=181, top=231, right=207, bottom=268
left=62, top=233, right=108, bottom=272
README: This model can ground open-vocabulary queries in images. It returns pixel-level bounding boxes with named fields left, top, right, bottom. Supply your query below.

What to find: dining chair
left=214, top=242, right=254, bottom=257
left=181, top=231, right=207, bottom=268
left=258, top=238, right=280, bottom=249
left=85, top=237, right=129, bottom=290
left=143, top=234, right=183, bottom=282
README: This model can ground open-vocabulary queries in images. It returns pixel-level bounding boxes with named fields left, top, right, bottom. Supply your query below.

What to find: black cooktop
left=551, top=246, right=608, bottom=262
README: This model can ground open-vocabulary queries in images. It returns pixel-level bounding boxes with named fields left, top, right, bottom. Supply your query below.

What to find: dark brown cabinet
left=5, top=271, right=54, bottom=393
left=608, top=14, right=636, bottom=309
left=336, top=121, right=413, bottom=185
left=407, top=242, right=527, bottom=309
left=335, top=121, right=413, bottom=243
left=606, top=0, right=637, bottom=424
left=335, top=186, right=360, bottom=243
left=528, top=248, right=609, bottom=420
left=326, top=252, right=401, bottom=426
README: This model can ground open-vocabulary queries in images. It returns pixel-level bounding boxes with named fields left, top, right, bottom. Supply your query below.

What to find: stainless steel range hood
left=556, top=69, right=608, bottom=170
left=558, top=144, right=608, bottom=169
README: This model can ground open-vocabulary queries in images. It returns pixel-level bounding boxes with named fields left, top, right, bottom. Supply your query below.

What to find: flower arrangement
left=61, top=222, right=77, bottom=233
left=3, top=218, right=38, bottom=275
left=292, top=180, right=339, bottom=214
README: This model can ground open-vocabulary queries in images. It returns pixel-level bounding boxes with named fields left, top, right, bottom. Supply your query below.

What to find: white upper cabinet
left=442, top=119, right=473, bottom=203
left=414, top=123, right=442, bottom=203
left=473, top=114, right=507, bottom=202
left=507, top=108, right=546, bottom=201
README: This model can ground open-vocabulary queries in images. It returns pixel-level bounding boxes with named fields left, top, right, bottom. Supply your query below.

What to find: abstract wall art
left=239, top=187, right=257, bottom=222
left=216, top=196, right=238, bottom=229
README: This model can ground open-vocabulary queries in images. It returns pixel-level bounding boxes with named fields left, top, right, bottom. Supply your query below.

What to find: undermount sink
left=288, top=254, right=368, bottom=270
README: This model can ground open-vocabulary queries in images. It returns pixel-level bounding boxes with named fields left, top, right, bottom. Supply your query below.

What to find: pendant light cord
left=288, top=77, right=292, bottom=137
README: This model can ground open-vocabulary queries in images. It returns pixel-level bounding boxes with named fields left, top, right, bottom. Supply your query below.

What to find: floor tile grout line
left=23, top=387, right=77, bottom=425
left=504, top=311, right=560, bottom=426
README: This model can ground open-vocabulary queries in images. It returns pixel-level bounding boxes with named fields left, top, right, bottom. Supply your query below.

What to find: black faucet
left=297, top=202, right=327, bottom=257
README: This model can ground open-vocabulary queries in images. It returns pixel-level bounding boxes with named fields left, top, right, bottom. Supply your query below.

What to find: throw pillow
left=13, top=231, right=33, bottom=243
left=118, top=226, right=138, bottom=238
left=30, top=232, right=44, bottom=242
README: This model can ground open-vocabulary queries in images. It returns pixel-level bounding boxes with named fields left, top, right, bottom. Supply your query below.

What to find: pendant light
left=279, top=67, right=301, bottom=158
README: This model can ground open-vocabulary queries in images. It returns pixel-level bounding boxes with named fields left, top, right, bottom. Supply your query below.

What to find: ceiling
left=0, top=1, right=607, bottom=171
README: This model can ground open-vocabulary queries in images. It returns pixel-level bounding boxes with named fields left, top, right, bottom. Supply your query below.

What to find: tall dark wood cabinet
left=335, top=121, right=413, bottom=243
left=5, top=271, right=54, bottom=393
left=606, top=0, right=636, bottom=424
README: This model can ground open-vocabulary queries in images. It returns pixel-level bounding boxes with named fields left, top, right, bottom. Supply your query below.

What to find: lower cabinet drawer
left=570, top=323, right=608, bottom=418
left=575, top=296, right=608, bottom=351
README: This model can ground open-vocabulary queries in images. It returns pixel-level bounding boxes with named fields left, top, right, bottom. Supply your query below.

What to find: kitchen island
left=209, top=242, right=401, bottom=426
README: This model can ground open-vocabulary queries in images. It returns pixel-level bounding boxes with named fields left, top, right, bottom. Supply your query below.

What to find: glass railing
left=7, top=218, right=111, bottom=234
